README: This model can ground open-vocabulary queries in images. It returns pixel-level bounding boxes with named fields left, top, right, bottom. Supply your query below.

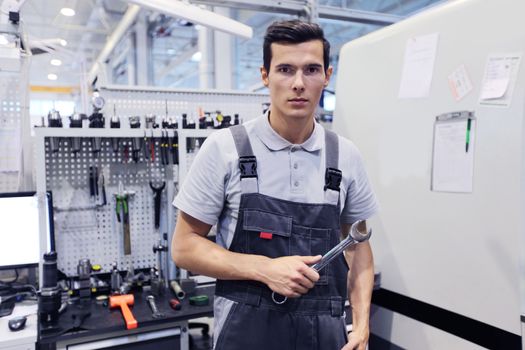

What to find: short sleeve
left=340, top=141, right=379, bottom=224
left=173, top=130, right=232, bottom=225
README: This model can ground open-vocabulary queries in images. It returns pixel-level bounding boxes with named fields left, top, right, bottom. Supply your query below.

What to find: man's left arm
left=341, top=221, right=374, bottom=350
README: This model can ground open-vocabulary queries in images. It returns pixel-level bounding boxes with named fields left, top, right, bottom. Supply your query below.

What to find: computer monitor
left=0, top=191, right=55, bottom=270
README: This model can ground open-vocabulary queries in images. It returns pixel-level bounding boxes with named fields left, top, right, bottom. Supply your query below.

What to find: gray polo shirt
left=174, top=113, right=378, bottom=249
left=173, top=113, right=378, bottom=347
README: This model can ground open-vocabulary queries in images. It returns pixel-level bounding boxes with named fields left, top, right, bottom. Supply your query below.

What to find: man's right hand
left=256, top=255, right=321, bottom=298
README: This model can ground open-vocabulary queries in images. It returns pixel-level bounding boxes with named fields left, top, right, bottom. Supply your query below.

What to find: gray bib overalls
left=215, top=125, right=349, bottom=350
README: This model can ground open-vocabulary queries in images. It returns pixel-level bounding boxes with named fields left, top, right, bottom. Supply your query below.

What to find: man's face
left=261, top=40, right=332, bottom=122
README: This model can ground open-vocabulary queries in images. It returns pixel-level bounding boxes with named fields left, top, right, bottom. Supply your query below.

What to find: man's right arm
left=171, top=210, right=320, bottom=298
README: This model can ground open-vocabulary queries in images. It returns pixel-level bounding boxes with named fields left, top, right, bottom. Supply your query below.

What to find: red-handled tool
left=109, top=294, right=138, bottom=329
left=169, top=298, right=181, bottom=310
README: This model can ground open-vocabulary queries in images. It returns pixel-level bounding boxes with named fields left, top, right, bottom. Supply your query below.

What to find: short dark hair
left=263, top=20, right=330, bottom=74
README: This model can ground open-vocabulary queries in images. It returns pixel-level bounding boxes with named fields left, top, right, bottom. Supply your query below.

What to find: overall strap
left=230, top=125, right=258, bottom=193
left=324, top=129, right=342, bottom=205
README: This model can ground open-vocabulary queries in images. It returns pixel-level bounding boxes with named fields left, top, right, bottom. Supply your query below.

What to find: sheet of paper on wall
left=479, top=53, right=522, bottom=108
left=398, top=32, right=439, bottom=99
left=0, top=128, right=20, bottom=172
left=448, top=64, right=473, bottom=101
left=431, top=112, right=475, bottom=193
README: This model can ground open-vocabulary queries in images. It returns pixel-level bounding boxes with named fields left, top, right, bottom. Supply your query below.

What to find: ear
left=260, top=66, right=269, bottom=87
left=324, top=65, right=333, bottom=87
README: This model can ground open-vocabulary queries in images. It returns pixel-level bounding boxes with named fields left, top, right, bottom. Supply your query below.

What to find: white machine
left=334, top=0, right=525, bottom=348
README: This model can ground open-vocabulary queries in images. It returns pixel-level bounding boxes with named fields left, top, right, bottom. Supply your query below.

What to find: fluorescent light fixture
left=60, top=7, right=76, bottom=16
left=47, top=73, right=58, bottom=81
left=59, top=39, right=67, bottom=46
left=167, top=49, right=176, bottom=55
left=88, top=4, right=141, bottom=84
left=126, top=0, right=253, bottom=39
left=50, top=59, right=62, bottom=66
left=191, top=51, right=201, bottom=62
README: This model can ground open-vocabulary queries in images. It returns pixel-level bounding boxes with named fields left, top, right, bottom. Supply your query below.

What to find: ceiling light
left=167, top=49, right=176, bottom=55
left=59, top=39, right=67, bottom=46
left=47, top=73, right=58, bottom=81
left=50, top=59, right=62, bottom=66
left=60, top=7, right=76, bottom=16
left=126, top=0, right=253, bottom=39
left=191, top=51, right=201, bottom=62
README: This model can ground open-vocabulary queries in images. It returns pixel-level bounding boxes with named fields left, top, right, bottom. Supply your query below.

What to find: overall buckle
left=324, top=168, right=342, bottom=191
left=239, top=156, right=257, bottom=178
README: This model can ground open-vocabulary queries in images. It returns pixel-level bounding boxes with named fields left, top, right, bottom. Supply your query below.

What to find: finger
left=341, top=340, right=358, bottom=350
left=300, top=255, right=322, bottom=265
left=302, top=266, right=320, bottom=283
left=343, top=334, right=361, bottom=350
left=281, top=288, right=301, bottom=298
left=288, top=291, right=301, bottom=298
left=291, top=269, right=317, bottom=288
left=291, top=282, right=309, bottom=295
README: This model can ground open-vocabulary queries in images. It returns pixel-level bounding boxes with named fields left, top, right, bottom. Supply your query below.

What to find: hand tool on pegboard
left=149, top=129, right=155, bottom=162
left=68, top=112, right=84, bottom=156
left=150, top=181, right=165, bottom=229
left=110, top=105, right=120, bottom=154
left=129, top=116, right=142, bottom=163
left=89, top=95, right=105, bottom=158
left=170, top=130, right=179, bottom=165
left=114, top=182, right=135, bottom=255
left=116, top=194, right=130, bottom=255
left=144, top=114, right=158, bottom=162
left=100, top=171, right=107, bottom=206
left=89, top=165, right=99, bottom=201
left=182, top=113, right=196, bottom=129
left=160, top=129, right=170, bottom=166
left=47, top=109, right=63, bottom=153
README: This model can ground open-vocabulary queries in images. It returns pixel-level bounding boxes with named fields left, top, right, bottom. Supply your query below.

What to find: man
left=172, top=19, right=378, bottom=350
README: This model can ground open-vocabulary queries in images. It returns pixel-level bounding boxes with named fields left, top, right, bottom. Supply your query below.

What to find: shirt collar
left=254, top=110, right=324, bottom=152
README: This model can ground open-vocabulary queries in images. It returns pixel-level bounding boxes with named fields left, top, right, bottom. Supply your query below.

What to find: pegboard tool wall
left=99, top=85, right=269, bottom=124
left=41, top=87, right=269, bottom=276
left=0, top=61, right=30, bottom=192
left=45, top=137, right=171, bottom=276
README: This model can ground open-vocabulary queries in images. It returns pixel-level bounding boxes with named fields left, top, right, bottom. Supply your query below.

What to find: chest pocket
left=242, top=210, right=330, bottom=285
left=243, top=210, right=292, bottom=258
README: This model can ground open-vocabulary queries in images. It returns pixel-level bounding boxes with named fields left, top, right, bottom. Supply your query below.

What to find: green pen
left=465, top=118, right=472, bottom=153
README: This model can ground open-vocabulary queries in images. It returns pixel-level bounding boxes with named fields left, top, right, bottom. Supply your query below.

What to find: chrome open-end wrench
left=147, top=295, right=166, bottom=318
left=271, top=220, right=372, bottom=305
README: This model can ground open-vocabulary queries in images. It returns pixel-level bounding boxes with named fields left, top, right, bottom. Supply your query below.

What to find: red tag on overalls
left=260, top=232, right=273, bottom=240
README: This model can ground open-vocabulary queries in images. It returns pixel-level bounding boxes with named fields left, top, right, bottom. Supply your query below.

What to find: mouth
left=288, top=98, right=309, bottom=107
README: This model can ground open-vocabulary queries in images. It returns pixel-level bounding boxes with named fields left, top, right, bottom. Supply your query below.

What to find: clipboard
left=431, top=111, right=476, bottom=193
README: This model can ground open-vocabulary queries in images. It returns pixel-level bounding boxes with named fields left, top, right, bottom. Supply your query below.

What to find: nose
left=292, top=71, right=305, bottom=92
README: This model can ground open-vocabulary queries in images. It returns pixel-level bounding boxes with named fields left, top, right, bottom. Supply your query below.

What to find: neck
left=268, top=109, right=315, bottom=144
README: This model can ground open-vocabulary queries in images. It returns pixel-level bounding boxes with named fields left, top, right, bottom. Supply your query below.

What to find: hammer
left=109, top=294, right=138, bottom=330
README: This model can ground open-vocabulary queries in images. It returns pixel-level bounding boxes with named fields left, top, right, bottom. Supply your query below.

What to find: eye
left=306, top=66, right=321, bottom=74
left=277, top=66, right=291, bottom=73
